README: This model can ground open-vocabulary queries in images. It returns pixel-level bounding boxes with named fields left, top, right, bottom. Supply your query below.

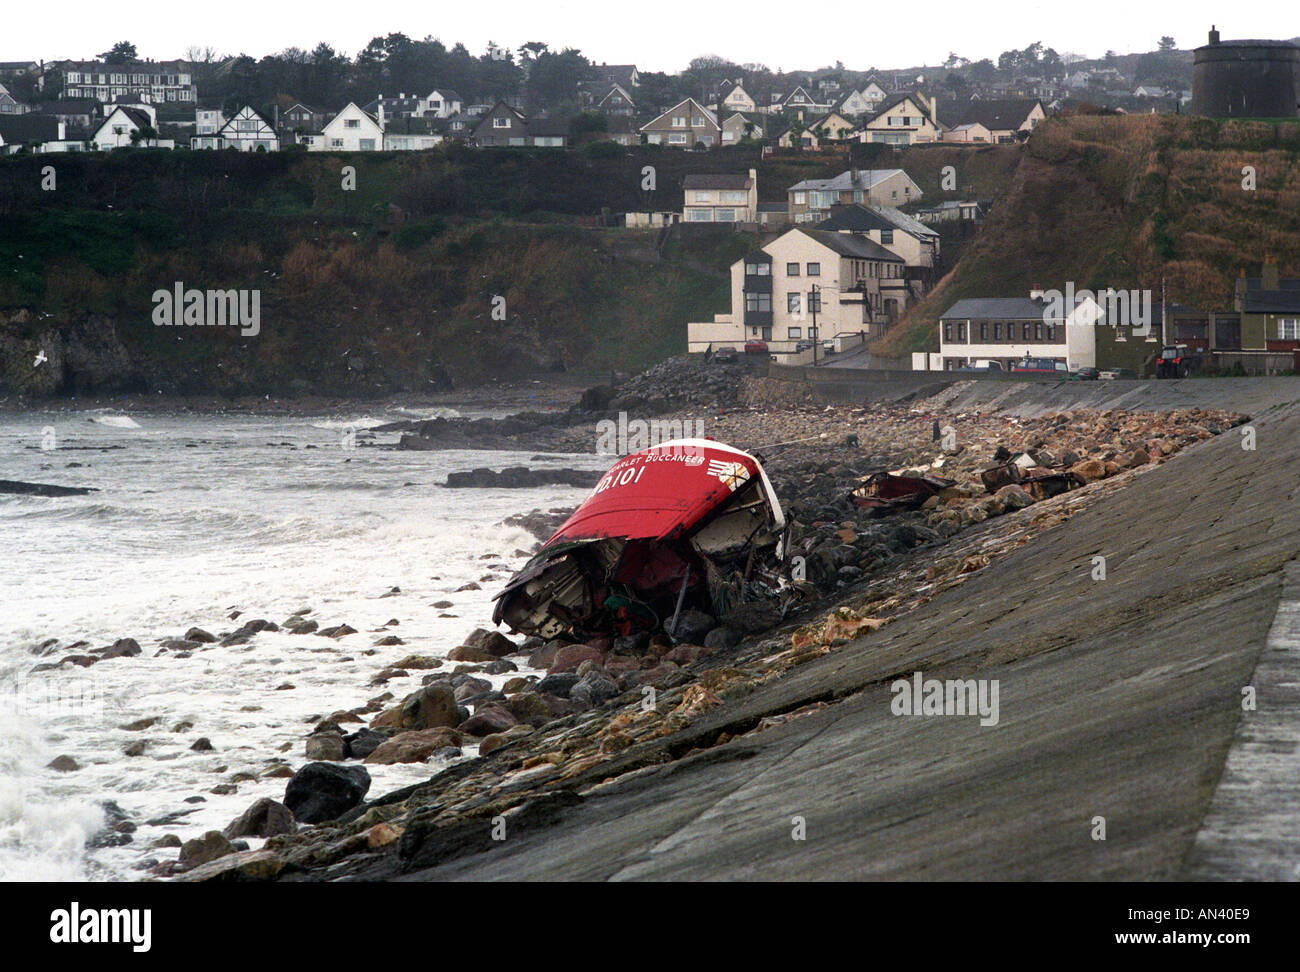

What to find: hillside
left=0, top=144, right=1004, bottom=398
left=873, top=114, right=1300, bottom=358
left=0, top=141, right=1023, bottom=398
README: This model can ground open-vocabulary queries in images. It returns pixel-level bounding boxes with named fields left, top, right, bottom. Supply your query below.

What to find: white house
left=421, top=88, right=463, bottom=118
left=935, top=294, right=1103, bottom=370
left=192, top=105, right=278, bottom=151
left=308, top=103, right=384, bottom=151
left=195, top=107, right=225, bottom=135
left=93, top=105, right=172, bottom=150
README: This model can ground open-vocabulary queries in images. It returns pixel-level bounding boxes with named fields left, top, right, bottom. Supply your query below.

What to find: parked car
left=712, top=346, right=738, bottom=362
left=744, top=339, right=769, bottom=354
left=1011, top=358, right=1069, bottom=376
left=955, top=361, right=1005, bottom=374
left=1098, top=368, right=1138, bottom=380
left=1155, top=345, right=1202, bottom=378
left=1069, top=367, right=1100, bottom=380
left=821, top=339, right=837, bottom=353
left=794, top=339, right=815, bottom=353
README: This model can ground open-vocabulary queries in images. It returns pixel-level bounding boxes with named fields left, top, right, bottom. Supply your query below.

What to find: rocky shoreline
left=20, top=353, right=1248, bottom=881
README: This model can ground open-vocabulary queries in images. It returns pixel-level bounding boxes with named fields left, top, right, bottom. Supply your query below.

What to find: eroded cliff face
left=1, top=311, right=142, bottom=397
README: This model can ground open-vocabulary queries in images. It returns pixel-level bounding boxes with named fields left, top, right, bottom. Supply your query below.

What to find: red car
left=744, top=339, right=769, bottom=354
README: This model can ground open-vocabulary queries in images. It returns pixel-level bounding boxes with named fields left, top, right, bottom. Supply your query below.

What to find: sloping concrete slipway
left=396, top=379, right=1300, bottom=880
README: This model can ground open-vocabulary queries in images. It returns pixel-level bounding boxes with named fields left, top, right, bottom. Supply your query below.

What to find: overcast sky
left=2, top=2, right=1292, bottom=72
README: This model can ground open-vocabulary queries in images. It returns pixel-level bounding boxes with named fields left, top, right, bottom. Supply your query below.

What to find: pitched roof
left=788, top=168, right=909, bottom=193
left=102, top=106, right=152, bottom=129
left=34, top=99, right=97, bottom=115
left=684, top=172, right=753, bottom=190
left=1242, top=289, right=1300, bottom=314
left=639, top=98, right=718, bottom=131
left=940, top=297, right=1050, bottom=321
left=0, top=114, right=61, bottom=143
left=815, top=203, right=939, bottom=238
left=937, top=97, right=1042, bottom=131
left=797, top=228, right=904, bottom=262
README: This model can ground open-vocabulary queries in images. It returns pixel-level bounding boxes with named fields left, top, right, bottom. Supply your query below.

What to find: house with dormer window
left=474, top=100, right=529, bottom=146
left=640, top=98, right=720, bottom=148
left=307, top=103, right=383, bottom=151
left=858, top=93, right=941, bottom=145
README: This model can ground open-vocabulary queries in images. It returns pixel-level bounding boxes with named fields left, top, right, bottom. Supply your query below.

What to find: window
left=745, top=261, right=770, bottom=275
left=722, top=190, right=745, bottom=203
left=1022, top=323, right=1032, bottom=341
left=672, top=116, right=687, bottom=127
left=692, top=116, right=705, bottom=126
left=331, top=138, right=344, bottom=147
left=787, top=262, right=800, bottom=276
left=345, top=119, right=360, bottom=129
left=808, top=290, right=822, bottom=312
left=1034, top=323, right=1042, bottom=340
left=793, top=191, right=806, bottom=204
left=716, top=209, right=736, bottom=222
left=944, top=323, right=953, bottom=342
left=980, top=322, right=988, bottom=341
left=807, top=263, right=820, bottom=276
left=360, top=139, right=376, bottom=150
left=788, top=294, right=802, bottom=314
left=493, top=116, right=510, bottom=128
left=746, top=292, right=771, bottom=312
left=1279, top=319, right=1300, bottom=340
left=1045, top=325, right=1054, bottom=341
left=880, top=229, right=893, bottom=244
left=994, top=322, right=1003, bottom=341
left=668, top=133, right=687, bottom=144
left=788, top=327, right=802, bottom=339
left=685, top=209, right=713, bottom=222
left=693, top=192, right=711, bottom=202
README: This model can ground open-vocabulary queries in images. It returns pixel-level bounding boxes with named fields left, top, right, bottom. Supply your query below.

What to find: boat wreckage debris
left=494, top=439, right=798, bottom=643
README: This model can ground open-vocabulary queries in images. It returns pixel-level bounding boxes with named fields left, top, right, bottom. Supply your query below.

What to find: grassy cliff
left=872, top=114, right=1300, bottom=358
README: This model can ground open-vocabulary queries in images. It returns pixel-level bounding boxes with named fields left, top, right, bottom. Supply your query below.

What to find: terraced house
left=60, top=60, right=196, bottom=104
left=640, top=98, right=720, bottom=147
left=687, top=227, right=906, bottom=358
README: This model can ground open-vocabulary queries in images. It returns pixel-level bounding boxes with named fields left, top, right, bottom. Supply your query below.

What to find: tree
left=1158, top=36, right=1177, bottom=51
left=527, top=47, right=590, bottom=110
left=100, top=41, right=137, bottom=64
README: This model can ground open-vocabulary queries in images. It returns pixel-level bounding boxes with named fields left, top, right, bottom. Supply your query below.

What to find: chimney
left=1209, top=25, right=1220, bottom=45
left=929, top=95, right=937, bottom=126
left=1262, top=256, right=1279, bottom=290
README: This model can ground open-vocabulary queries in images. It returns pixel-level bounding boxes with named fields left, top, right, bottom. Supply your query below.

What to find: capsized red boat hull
left=493, top=439, right=786, bottom=639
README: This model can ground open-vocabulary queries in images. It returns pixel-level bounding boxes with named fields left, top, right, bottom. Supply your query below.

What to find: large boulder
left=179, top=830, right=235, bottom=869
left=462, top=628, right=517, bottom=657
left=283, top=763, right=371, bottom=824
left=224, top=798, right=296, bottom=839
left=370, top=683, right=458, bottom=731
left=457, top=704, right=519, bottom=737
left=669, top=609, right=714, bottom=643
left=548, top=643, right=604, bottom=673
left=363, top=728, right=464, bottom=764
